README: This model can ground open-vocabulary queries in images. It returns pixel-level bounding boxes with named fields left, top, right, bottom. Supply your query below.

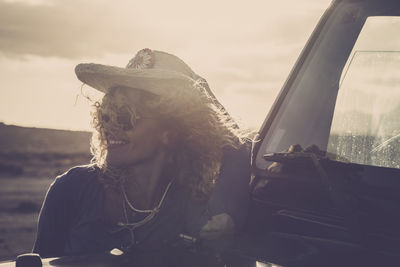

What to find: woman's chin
left=105, top=155, right=131, bottom=168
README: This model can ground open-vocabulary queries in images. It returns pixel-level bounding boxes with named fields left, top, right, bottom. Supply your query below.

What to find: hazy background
left=0, top=0, right=332, bottom=131
left=0, top=0, right=335, bottom=260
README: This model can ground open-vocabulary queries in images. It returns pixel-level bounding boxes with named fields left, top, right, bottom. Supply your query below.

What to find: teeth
left=109, top=140, right=127, bottom=145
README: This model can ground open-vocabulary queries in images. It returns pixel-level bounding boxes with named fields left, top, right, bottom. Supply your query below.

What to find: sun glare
left=0, top=0, right=330, bottom=131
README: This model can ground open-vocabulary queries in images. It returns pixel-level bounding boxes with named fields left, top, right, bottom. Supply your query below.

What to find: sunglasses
left=99, top=105, right=140, bottom=131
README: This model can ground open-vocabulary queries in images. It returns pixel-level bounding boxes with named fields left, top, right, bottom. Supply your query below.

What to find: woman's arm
left=198, top=144, right=251, bottom=239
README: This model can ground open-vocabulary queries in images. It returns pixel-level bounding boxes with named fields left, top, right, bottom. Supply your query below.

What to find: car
left=2, top=0, right=400, bottom=266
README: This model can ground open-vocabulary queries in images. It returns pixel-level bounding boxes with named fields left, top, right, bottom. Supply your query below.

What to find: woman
left=33, top=49, right=251, bottom=257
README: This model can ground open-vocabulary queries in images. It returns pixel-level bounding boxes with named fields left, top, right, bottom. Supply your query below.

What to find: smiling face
left=98, top=88, right=170, bottom=168
left=106, top=118, right=169, bottom=167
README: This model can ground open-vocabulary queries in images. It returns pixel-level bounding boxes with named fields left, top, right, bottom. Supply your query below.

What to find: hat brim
left=75, top=63, right=196, bottom=96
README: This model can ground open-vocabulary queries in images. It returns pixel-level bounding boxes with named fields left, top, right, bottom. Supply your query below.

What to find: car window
left=255, top=1, right=368, bottom=169
left=327, top=17, right=400, bottom=169
left=255, top=1, right=400, bottom=171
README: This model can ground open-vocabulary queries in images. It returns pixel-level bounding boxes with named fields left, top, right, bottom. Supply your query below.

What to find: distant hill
left=0, top=123, right=92, bottom=177
left=0, top=122, right=91, bottom=154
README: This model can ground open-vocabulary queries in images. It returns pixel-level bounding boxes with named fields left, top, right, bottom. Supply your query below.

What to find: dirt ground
left=0, top=177, right=53, bottom=261
left=0, top=124, right=92, bottom=262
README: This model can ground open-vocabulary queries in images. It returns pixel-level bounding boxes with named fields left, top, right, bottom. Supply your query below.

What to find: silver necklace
left=117, top=180, right=174, bottom=247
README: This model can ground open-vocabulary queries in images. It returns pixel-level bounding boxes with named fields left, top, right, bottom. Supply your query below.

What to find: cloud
left=0, top=0, right=331, bottom=59
left=0, top=0, right=332, bottom=130
left=0, top=0, right=156, bottom=58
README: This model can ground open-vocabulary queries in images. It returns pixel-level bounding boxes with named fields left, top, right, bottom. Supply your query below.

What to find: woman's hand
left=267, top=144, right=324, bottom=173
left=198, top=213, right=235, bottom=240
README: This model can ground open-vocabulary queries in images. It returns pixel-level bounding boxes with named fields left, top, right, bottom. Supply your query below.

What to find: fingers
left=267, top=161, right=283, bottom=173
left=288, top=144, right=303, bottom=153
left=266, top=144, right=323, bottom=174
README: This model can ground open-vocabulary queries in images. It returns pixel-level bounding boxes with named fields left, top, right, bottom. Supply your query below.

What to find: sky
left=0, top=0, right=332, bottom=131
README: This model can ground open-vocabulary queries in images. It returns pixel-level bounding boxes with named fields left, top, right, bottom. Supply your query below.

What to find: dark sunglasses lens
left=116, top=113, right=134, bottom=131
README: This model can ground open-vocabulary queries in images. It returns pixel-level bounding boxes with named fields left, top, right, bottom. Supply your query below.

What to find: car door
left=249, top=0, right=400, bottom=258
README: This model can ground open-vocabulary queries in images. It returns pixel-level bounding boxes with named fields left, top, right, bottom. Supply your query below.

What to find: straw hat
left=75, top=48, right=213, bottom=98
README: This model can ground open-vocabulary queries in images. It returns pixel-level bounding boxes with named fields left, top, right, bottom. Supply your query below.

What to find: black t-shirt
left=33, top=145, right=251, bottom=257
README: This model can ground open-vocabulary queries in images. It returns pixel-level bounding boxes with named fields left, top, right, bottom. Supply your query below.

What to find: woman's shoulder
left=51, top=164, right=100, bottom=191
left=221, top=142, right=251, bottom=167
left=215, top=142, right=252, bottom=190
left=43, top=164, right=102, bottom=208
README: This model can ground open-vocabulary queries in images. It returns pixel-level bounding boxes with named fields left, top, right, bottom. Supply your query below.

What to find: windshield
left=256, top=1, right=400, bottom=170
left=328, top=51, right=400, bottom=168
left=327, top=17, right=400, bottom=169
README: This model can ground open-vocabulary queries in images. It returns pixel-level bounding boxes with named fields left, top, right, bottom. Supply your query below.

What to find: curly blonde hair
left=90, top=83, right=246, bottom=200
